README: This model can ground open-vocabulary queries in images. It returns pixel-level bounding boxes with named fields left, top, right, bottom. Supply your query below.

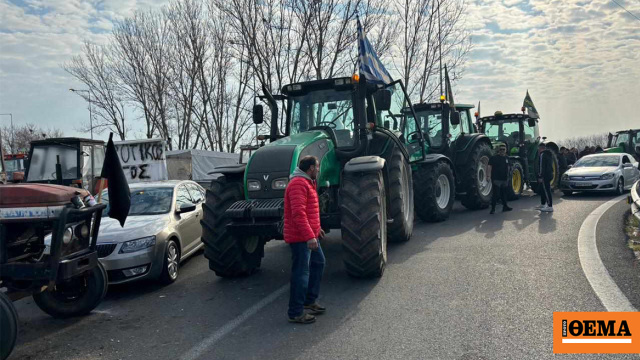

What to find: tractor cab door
left=374, top=80, right=425, bottom=163
left=81, top=143, right=105, bottom=193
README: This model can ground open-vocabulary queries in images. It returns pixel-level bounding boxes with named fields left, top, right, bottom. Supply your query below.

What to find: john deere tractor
left=606, top=129, right=640, bottom=160
left=200, top=76, right=460, bottom=278
left=479, top=112, right=560, bottom=199
left=410, top=102, right=494, bottom=213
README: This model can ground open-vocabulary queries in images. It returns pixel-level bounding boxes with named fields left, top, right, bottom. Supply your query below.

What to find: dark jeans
left=288, top=241, right=325, bottom=318
left=539, top=177, right=553, bottom=207
left=491, top=180, right=509, bottom=209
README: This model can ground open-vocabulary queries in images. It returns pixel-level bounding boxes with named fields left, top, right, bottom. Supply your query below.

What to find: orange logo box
left=554, top=312, right=640, bottom=353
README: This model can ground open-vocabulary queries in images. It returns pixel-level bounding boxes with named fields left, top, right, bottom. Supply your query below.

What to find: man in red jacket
left=284, top=155, right=326, bottom=324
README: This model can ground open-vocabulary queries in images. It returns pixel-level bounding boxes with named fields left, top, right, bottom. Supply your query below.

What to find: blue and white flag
left=357, top=16, right=393, bottom=85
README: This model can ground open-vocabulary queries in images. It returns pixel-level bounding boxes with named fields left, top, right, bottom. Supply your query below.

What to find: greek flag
left=357, top=16, right=392, bottom=84
left=523, top=90, right=540, bottom=119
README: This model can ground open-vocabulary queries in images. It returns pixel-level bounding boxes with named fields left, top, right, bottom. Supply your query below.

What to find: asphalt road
left=9, top=190, right=640, bottom=360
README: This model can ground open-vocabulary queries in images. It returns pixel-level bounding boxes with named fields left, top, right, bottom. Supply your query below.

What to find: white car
left=560, top=153, right=640, bottom=195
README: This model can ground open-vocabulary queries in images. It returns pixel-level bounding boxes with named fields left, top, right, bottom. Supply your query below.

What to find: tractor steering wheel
left=316, top=121, right=337, bottom=128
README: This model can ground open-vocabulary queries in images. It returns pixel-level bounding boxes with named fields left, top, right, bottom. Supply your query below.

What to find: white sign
left=114, top=139, right=168, bottom=183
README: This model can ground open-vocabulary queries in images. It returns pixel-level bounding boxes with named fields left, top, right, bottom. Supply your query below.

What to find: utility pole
left=69, top=88, right=93, bottom=139
left=0, top=113, right=13, bottom=153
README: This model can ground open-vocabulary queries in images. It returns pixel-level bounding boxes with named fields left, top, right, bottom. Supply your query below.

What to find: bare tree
left=561, top=133, right=610, bottom=150
left=64, top=41, right=128, bottom=140
left=1, top=124, right=63, bottom=154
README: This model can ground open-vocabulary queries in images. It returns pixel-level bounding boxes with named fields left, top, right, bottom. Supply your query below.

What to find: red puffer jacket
left=283, top=175, right=321, bottom=243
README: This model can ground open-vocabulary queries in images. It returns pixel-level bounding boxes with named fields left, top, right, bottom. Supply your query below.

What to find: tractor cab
left=607, top=129, right=640, bottom=158
left=24, top=138, right=105, bottom=193
left=4, top=153, right=27, bottom=182
left=480, top=112, right=540, bottom=157
left=408, top=102, right=475, bottom=152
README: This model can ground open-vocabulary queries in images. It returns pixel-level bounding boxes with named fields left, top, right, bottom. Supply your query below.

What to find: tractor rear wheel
left=386, top=146, right=414, bottom=243
left=340, top=170, right=387, bottom=278
left=507, top=161, right=525, bottom=200
left=413, top=161, right=455, bottom=222
left=460, top=143, right=493, bottom=210
left=201, top=176, right=264, bottom=278
left=0, top=292, right=18, bottom=360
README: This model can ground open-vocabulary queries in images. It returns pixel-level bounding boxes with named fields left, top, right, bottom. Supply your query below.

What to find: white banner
left=114, top=139, right=168, bottom=183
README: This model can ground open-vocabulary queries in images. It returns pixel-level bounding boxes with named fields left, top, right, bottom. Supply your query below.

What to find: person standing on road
left=536, top=143, right=554, bottom=213
left=487, top=144, right=513, bottom=214
left=284, top=155, right=326, bottom=324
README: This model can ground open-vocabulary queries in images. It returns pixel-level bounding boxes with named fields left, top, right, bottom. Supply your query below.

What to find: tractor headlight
left=247, top=180, right=261, bottom=191
left=119, top=236, right=156, bottom=254
left=272, top=178, right=288, bottom=190
left=600, top=173, right=615, bottom=180
left=63, top=227, right=73, bottom=245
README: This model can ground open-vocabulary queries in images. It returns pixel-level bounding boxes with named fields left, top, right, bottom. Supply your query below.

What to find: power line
left=611, top=0, right=640, bottom=22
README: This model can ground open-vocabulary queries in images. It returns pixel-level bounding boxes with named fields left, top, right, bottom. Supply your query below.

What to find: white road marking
left=577, top=195, right=637, bottom=312
left=180, top=284, right=289, bottom=360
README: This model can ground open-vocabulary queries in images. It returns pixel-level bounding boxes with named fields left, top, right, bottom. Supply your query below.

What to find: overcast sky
left=1, top=0, right=639, bottom=145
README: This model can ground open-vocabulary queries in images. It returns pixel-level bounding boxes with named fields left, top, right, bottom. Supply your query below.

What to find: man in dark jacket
left=284, top=155, right=325, bottom=324
left=536, top=143, right=554, bottom=212
left=487, top=144, right=513, bottom=214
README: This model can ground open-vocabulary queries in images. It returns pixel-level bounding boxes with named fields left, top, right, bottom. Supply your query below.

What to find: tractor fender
left=415, top=154, right=454, bottom=169
left=208, top=164, right=246, bottom=175
left=343, top=156, right=386, bottom=174
left=455, top=134, right=492, bottom=168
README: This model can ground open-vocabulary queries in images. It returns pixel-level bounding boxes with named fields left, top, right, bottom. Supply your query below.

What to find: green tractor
left=479, top=112, right=560, bottom=199
left=200, top=76, right=460, bottom=278
left=410, top=102, right=494, bottom=213
left=606, top=129, right=640, bottom=159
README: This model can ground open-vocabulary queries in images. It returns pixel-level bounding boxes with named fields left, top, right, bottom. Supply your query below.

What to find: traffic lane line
left=578, top=195, right=637, bottom=312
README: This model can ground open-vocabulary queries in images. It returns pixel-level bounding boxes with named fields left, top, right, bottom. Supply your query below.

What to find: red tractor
left=0, top=140, right=108, bottom=360
left=3, top=153, right=27, bottom=183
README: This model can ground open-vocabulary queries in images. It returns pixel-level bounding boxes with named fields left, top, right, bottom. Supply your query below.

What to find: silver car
left=97, top=180, right=205, bottom=285
left=560, top=153, right=640, bottom=195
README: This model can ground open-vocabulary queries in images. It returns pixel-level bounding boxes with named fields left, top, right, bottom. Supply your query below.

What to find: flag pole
left=438, top=0, right=443, bottom=98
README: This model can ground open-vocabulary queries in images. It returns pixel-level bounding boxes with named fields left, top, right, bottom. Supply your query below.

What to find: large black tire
left=413, top=161, right=455, bottom=222
left=201, top=176, right=264, bottom=278
left=33, top=262, right=108, bottom=319
left=340, top=170, right=387, bottom=278
left=0, top=292, right=18, bottom=360
left=386, top=146, right=414, bottom=243
left=507, top=161, right=525, bottom=200
left=460, top=143, right=493, bottom=210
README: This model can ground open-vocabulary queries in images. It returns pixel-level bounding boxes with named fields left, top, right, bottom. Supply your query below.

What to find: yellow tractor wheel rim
left=512, top=168, right=522, bottom=194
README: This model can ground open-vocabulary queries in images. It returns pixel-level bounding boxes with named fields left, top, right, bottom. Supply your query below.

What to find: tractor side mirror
left=373, top=89, right=392, bottom=111
left=527, top=118, right=536, bottom=127
left=635, top=144, right=640, bottom=155
left=252, top=104, right=264, bottom=125
left=450, top=111, right=461, bottom=126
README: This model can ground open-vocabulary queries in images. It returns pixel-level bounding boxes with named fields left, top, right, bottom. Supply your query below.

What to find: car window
left=186, top=183, right=204, bottom=204
left=175, top=184, right=194, bottom=208
left=622, top=156, right=631, bottom=164
left=574, top=156, right=619, bottom=167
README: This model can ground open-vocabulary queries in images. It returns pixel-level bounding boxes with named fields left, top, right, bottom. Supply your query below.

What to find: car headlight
left=272, top=178, right=289, bottom=190
left=600, top=173, right=615, bottom=180
left=562, top=174, right=569, bottom=181
left=119, top=236, right=156, bottom=254
left=247, top=180, right=261, bottom=191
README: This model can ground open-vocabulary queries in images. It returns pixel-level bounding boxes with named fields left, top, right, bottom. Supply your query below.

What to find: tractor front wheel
left=386, top=145, right=414, bottom=243
left=0, top=292, right=18, bottom=360
left=201, top=176, right=264, bottom=278
left=340, top=170, right=387, bottom=278
left=460, top=143, right=493, bottom=210
left=507, top=161, right=525, bottom=200
left=413, top=161, right=455, bottom=222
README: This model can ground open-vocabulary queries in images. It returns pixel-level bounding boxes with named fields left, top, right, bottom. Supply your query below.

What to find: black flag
left=101, top=133, right=130, bottom=227
left=444, top=65, right=455, bottom=110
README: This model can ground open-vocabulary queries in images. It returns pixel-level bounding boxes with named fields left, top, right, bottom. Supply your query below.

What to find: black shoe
left=503, top=206, right=513, bottom=212
left=288, top=313, right=316, bottom=324
left=490, top=208, right=495, bottom=214
left=304, top=303, right=326, bottom=315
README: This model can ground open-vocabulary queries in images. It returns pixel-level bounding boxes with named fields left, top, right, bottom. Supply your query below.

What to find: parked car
left=559, top=153, right=640, bottom=195
left=96, top=180, right=206, bottom=284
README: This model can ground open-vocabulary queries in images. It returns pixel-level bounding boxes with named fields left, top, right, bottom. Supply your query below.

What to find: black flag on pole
left=444, top=65, right=455, bottom=110
left=101, top=133, right=130, bottom=227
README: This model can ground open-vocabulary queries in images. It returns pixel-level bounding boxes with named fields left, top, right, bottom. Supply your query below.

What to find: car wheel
left=616, top=178, right=624, bottom=195
left=159, top=240, right=180, bottom=285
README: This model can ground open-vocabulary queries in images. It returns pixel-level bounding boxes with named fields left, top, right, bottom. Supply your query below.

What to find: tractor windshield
left=5, top=158, right=24, bottom=172
left=289, top=88, right=355, bottom=147
left=483, top=120, right=521, bottom=150
left=410, top=110, right=444, bottom=148
left=26, top=144, right=79, bottom=182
